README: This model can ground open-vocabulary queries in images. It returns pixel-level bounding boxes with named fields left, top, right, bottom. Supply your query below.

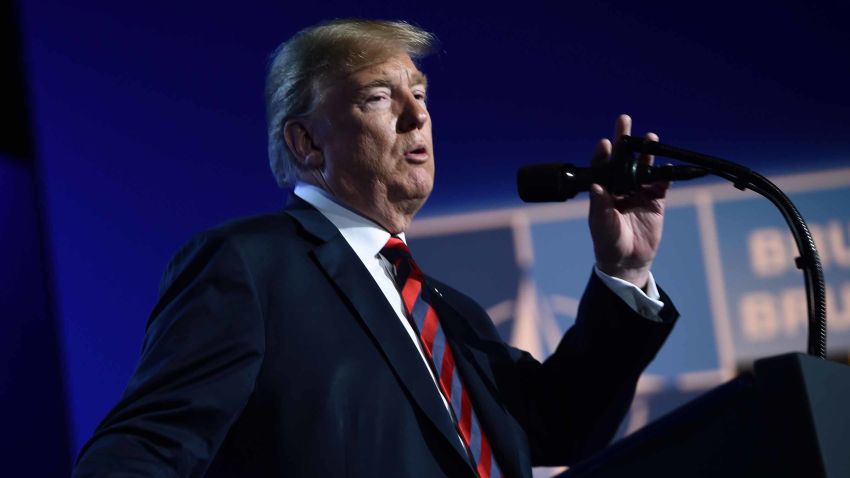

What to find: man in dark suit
left=74, top=19, right=677, bottom=477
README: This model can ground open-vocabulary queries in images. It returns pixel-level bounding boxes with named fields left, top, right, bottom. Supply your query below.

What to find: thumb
left=589, top=183, right=614, bottom=212
left=588, top=183, right=618, bottom=234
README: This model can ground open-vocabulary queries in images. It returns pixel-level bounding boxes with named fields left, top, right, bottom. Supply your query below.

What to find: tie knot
left=381, top=236, right=412, bottom=265
left=381, top=236, right=422, bottom=287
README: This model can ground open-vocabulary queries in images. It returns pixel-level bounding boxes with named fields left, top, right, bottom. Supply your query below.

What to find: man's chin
left=386, top=188, right=428, bottom=220
left=402, top=193, right=429, bottom=213
left=389, top=176, right=432, bottom=201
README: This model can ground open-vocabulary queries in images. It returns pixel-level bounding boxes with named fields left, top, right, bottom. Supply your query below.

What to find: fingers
left=589, top=182, right=615, bottom=221
left=592, top=138, right=612, bottom=167
left=614, top=114, right=631, bottom=140
left=640, top=131, right=659, bottom=166
left=593, top=115, right=662, bottom=198
left=612, top=115, right=632, bottom=170
left=589, top=183, right=608, bottom=200
left=590, top=137, right=613, bottom=213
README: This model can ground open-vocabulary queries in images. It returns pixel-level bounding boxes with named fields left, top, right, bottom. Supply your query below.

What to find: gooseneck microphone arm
left=617, top=135, right=827, bottom=359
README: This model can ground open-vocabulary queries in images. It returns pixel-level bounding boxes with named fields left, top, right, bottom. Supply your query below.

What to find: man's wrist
left=595, top=263, right=651, bottom=290
left=593, top=265, right=664, bottom=320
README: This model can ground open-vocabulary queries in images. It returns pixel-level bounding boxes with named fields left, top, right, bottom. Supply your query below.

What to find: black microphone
left=517, top=140, right=707, bottom=202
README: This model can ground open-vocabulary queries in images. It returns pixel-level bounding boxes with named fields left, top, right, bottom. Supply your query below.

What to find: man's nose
left=398, top=93, right=428, bottom=132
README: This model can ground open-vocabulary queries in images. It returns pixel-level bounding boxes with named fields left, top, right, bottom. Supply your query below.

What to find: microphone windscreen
left=517, top=163, right=581, bottom=202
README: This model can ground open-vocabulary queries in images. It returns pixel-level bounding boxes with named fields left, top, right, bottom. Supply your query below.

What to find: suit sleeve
left=505, top=272, right=678, bottom=466
left=73, top=234, right=265, bottom=477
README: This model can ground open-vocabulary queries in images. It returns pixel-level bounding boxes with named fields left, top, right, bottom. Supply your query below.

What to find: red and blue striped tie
left=382, top=237, right=501, bottom=478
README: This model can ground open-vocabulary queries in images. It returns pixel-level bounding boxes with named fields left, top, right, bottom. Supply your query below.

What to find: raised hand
left=588, top=114, right=669, bottom=289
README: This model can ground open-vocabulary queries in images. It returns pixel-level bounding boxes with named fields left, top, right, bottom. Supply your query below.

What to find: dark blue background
left=4, top=0, right=849, bottom=472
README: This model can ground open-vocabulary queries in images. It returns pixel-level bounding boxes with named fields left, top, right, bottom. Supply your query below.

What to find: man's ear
left=283, top=119, right=323, bottom=170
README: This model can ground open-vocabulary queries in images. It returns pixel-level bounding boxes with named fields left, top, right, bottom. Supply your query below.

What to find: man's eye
left=366, top=95, right=388, bottom=103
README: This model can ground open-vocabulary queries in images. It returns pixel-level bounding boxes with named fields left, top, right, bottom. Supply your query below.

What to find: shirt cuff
left=593, top=265, right=665, bottom=322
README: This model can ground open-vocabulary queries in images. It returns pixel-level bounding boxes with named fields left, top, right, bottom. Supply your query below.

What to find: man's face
left=308, top=52, right=434, bottom=224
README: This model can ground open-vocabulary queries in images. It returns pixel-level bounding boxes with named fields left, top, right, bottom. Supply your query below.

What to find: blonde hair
left=265, top=19, right=436, bottom=187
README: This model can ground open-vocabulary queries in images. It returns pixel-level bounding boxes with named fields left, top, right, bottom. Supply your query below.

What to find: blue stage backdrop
left=10, top=0, right=850, bottom=474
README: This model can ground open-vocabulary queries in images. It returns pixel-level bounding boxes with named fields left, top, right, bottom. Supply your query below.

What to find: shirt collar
left=293, top=182, right=406, bottom=263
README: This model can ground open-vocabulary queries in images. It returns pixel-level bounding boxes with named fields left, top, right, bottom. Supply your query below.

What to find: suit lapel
left=425, top=279, right=533, bottom=478
left=284, top=197, right=475, bottom=474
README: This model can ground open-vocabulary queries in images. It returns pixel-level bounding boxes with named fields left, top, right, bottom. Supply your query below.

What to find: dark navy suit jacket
left=73, top=196, right=678, bottom=477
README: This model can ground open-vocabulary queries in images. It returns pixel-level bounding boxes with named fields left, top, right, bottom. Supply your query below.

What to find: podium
left=559, top=353, right=850, bottom=477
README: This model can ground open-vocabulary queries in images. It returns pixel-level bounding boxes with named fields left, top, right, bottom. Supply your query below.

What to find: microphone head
left=517, top=163, right=586, bottom=202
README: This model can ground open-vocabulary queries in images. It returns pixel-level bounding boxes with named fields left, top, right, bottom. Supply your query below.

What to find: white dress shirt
left=293, top=184, right=446, bottom=393
left=292, top=182, right=666, bottom=413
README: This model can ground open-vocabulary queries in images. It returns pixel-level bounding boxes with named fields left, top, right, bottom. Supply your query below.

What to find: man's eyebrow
left=357, top=79, right=395, bottom=92
left=356, top=73, right=429, bottom=92
left=410, top=71, right=428, bottom=89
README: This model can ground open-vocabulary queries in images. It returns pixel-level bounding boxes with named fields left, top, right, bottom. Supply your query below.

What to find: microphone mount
left=616, top=135, right=827, bottom=359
